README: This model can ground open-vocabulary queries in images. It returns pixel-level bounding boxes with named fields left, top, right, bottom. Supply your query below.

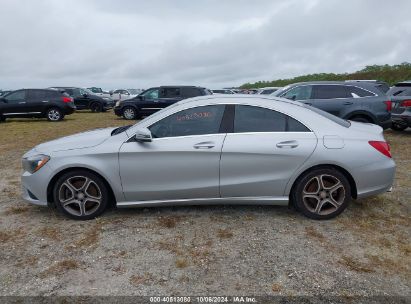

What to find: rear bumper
left=354, top=158, right=396, bottom=199
left=63, top=107, right=76, bottom=115
left=392, top=112, right=411, bottom=127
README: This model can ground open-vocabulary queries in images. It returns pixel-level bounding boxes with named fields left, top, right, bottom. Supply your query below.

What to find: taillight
left=384, top=100, right=392, bottom=112
left=62, top=96, right=73, bottom=103
left=369, top=141, right=392, bottom=158
left=400, top=100, right=411, bottom=107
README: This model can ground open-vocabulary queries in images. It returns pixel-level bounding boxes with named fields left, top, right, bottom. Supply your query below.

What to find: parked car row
left=1, top=80, right=410, bottom=130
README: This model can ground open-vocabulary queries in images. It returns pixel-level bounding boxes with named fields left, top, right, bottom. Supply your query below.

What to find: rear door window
left=28, top=90, right=47, bottom=101
left=233, top=105, right=310, bottom=133
left=161, top=88, right=181, bottom=98
left=312, top=85, right=351, bottom=99
left=182, top=87, right=202, bottom=98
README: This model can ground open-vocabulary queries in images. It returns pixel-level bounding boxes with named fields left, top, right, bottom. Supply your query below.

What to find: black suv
left=0, top=89, right=75, bottom=122
left=114, top=86, right=211, bottom=119
left=53, top=87, right=115, bottom=112
left=273, top=81, right=392, bottom=129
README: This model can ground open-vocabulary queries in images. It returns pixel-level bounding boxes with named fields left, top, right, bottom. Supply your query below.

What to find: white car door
left=119, top=105, right=227, bottom=202
left=220, top=105, right=317, bottom=198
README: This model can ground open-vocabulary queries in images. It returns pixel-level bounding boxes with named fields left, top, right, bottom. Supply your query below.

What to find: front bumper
left=114, top=106, right=123, bottom=116
left=21, top=163, right=54, bottom=207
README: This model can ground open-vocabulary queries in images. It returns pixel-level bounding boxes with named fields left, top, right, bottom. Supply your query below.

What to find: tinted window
left=282, top=86, right=312, bottom=100
left=260, top=89, right=277, bottom=94
left=396, top=88, right=411, bottom=96
left=161, top=88, right=181, bottom=98
left=141, top=88, right=159, bottom=99
left=182, top=87, right=202, bottom=97
left=4, top=90, right=25, bottom=101
left=288, top=117, right=310, bottom=132
left=234, top=105, right=286, bottom=132
left=312, top=85, right=350, bottom=99
left=347, top=86, right=374, bottom=97
left=149, top=105, right=225, bottom=138
left=28, top=90, right=47, bottom=100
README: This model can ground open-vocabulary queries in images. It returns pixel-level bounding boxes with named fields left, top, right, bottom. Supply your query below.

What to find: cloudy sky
left=1, top=0, right=410, bottom=90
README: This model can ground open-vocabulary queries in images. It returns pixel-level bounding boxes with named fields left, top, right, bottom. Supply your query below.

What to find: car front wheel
left=90, top=102, right=103, bottom=112
left=122, top=106, right=138, bottom=120
left=53, top=170, right=109, bottom=220
left=292, top=168, right=351, bottom=220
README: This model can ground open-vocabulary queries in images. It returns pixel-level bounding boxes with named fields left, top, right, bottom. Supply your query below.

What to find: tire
left=122, top=106, right=138, bottom=120
left=46, top=108, right=64, bottom=121
left=53, top=170, right=109, bottom=220
left=291, top=167, right=351, bottom=220
left=0, top=116, right=6, bottom=122
left=90, top=102, right=103, bottom=112
left=350, top=115, right=372, bottom=123
left=391, top=122, right=407, bottom=131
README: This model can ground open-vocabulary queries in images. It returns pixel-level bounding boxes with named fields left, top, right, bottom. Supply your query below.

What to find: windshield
left=128, top=89, right=140, bottom=95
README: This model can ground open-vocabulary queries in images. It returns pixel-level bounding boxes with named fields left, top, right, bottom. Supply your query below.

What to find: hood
left=34, top=127, right=116, bottom=153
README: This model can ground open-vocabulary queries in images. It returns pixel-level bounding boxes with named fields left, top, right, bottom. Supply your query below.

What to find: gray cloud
left=0, top=0, right=410, bottom=90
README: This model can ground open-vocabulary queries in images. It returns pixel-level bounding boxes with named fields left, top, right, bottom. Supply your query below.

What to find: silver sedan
left=21, top=95, right=395, bottom=220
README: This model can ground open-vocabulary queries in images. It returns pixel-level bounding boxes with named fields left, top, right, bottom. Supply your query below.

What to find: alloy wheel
left=58, top=176, right=102, bottom=217
left=48, top=109, right=61, bottom=121
left=302, top=174, right=345, bottom=216
left=123, top=108, right=135, bottom=119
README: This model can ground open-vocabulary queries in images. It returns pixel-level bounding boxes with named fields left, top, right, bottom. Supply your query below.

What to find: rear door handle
left=18, top=102, right=26, bottom=104
left=193, top=141, right=215, bottom=149
left=276, top=140, right=299, bottom=148
left=304, top=102, right=312, bottom=106
left=343, top=101, right=353, bottom=105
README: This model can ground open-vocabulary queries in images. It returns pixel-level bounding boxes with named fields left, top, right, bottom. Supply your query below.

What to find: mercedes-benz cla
left=21, top=95, right=395, bottom=220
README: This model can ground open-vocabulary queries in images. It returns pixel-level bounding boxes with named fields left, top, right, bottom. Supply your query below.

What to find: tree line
left=240, top=62, right=411, bottom=89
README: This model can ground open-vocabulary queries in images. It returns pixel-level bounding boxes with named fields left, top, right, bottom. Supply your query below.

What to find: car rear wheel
left=391, top=122, right=407, bottom=131
left=90, top=102, right=103, bottom=112
left=46, top=108, right=64, bottom=121
left=122, top=106, right=138, bottom=120
left=292, top=168, right=351, bottom=220
left=53, top=170, right=108, bottom=220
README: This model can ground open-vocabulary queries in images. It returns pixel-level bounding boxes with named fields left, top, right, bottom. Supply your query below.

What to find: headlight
left=22, top=154, right=50, bottom=174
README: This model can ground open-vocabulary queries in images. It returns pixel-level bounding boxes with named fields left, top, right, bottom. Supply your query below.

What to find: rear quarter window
left=305, top=105, right=350, bottom=128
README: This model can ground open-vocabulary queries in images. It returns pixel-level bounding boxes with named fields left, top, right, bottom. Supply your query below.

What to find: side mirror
left=138, top=95, right=145, bottom=101
left=0, top=97, right=6, bottom=103
left=82, top=93, right=88, bottom=98
left=289, top=95, right=297, bottom=101
left=134, top=128, right=152, bottom=142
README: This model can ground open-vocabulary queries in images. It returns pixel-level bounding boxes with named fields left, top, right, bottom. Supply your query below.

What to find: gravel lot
left=0, top=112, right=409, bottom=297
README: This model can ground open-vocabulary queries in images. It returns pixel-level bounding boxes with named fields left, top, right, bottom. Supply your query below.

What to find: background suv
left=114, top=85, right=211, bottom=119
left=273, top=81, right=392, bottom=128
left=0, top=89, right=75, bottom=122
left=53, top=87, right=114, bottom=112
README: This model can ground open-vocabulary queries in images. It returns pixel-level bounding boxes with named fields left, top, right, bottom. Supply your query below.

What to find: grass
left=217, top=228, right=233, bottom=239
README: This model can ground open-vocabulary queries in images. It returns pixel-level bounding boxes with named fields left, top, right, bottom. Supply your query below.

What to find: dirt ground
left=0, top=112, right=409, bottom=297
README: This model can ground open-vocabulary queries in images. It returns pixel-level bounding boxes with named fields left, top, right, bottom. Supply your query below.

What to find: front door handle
left=193, top=141, right=215, bottom=149
left=343, top=101, right=353, bottom=105
left=304, top=102, right=312, bottom=106
left=18, top=102, right=26, bottom=104
left=276, top=140, right=299, bottom=148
